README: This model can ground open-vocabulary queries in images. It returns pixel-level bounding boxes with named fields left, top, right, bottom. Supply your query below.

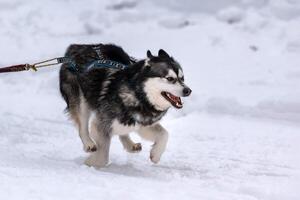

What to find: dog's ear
left=147, top=50, right=153, bottom=59
left=158, top=49, right=170, bottom=58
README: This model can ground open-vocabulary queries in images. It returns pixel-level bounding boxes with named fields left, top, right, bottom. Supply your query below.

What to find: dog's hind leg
left=119, top=135, right=142, bottom=153
left=85, top=117, right=111, bottom=168
left=138, top=123, right=168, bottom=164
left=60, top=66, right=96, bottom=152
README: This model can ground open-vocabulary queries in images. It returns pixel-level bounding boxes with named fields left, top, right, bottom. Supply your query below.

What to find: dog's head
left=142, top=49, right=192, bottom=111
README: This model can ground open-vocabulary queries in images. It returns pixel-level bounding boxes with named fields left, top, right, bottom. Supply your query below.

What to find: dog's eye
left=180, top=77, right=184, bottom=82
left=166, top=77, right=175, bottom=82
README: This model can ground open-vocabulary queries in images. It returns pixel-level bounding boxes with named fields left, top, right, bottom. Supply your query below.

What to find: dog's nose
left=183, top=87, right=192, bottom=96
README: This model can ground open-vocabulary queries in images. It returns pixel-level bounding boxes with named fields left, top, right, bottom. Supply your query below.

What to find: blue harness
left=65, top=46, right=128, bottom=72
left=85, top=59, right=127, bottom=70
left=66, top=58, right=128, bottom=72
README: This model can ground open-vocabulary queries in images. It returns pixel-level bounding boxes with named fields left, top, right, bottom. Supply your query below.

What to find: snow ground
left=0, top=0, right=300, bottom=199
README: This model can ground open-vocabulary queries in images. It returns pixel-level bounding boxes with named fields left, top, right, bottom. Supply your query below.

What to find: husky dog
left=59, top=44, right=191, bottom=167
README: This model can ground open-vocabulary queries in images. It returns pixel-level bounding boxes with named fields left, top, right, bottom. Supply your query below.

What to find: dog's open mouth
left=161, top=91, right=183, bottom=109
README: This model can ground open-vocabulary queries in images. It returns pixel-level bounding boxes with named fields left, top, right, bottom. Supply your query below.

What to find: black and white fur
left=59, top=44, right=191, bottom=167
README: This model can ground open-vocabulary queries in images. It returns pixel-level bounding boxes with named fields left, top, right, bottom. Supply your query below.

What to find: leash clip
left=25, top=64, right=38, bottom=72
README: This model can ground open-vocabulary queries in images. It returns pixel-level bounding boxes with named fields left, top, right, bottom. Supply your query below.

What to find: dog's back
left=59, top=43, right=132, bottom=111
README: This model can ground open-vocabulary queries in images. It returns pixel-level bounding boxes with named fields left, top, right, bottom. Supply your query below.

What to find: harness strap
left=67, top=46, right=129, bottom=72
left=57, top=57, right=74, bottom=64
left=86, top=59, right=127, bottom=71
left=92, top=46, right=105, bottom=60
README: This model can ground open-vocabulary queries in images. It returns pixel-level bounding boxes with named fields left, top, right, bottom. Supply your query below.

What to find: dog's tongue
left=169, top=93, right=182, bottom=107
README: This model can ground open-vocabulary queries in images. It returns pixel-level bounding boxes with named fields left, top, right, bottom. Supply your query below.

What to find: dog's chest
left=133, top=111, right=166, bottom=126
left=111, top=119, right=140, bottom=135
left=111, top=111, right=166, bottom=135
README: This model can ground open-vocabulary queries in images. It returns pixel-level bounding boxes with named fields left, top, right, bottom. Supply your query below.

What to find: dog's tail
left=59, top=44, right=87, bottom=111
left=59, top=64, right=80, bottom=112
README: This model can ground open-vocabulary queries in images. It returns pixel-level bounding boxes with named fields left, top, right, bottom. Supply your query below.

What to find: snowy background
left=0, top=0, right=300, bottom=199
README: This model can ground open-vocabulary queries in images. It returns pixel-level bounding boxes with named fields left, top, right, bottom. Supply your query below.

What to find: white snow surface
left=0, top=0, right=300, bottom=199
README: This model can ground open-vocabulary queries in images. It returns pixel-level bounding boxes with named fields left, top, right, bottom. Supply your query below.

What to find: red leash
left=0, top=64, right=34, bottom=73
left=0, top=57, right=73, bottom=74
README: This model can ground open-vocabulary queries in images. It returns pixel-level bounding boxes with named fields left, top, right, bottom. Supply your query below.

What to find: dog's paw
left=150, top=153, right=160, bottom=164
left=150, top=148, right=161, bottom=164
left=125, top=143, right=142, bottom=153
left=131, top=143, right=142, bottom=152
left=84, top=155, right=108, bottom=168
left=83, top=142, right=97, bottom=152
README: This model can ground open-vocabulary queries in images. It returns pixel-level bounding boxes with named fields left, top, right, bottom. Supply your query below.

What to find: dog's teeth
left=164, top=92, right=183, bottom=108
left=175, top=101, right=183, bottom=108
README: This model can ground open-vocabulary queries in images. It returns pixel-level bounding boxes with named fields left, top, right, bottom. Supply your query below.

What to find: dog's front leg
left=138, top=123, right=169, bottom=163
left=119, top=135, right=142, bottom=153
left=85, top=118, right=111, bottom=168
